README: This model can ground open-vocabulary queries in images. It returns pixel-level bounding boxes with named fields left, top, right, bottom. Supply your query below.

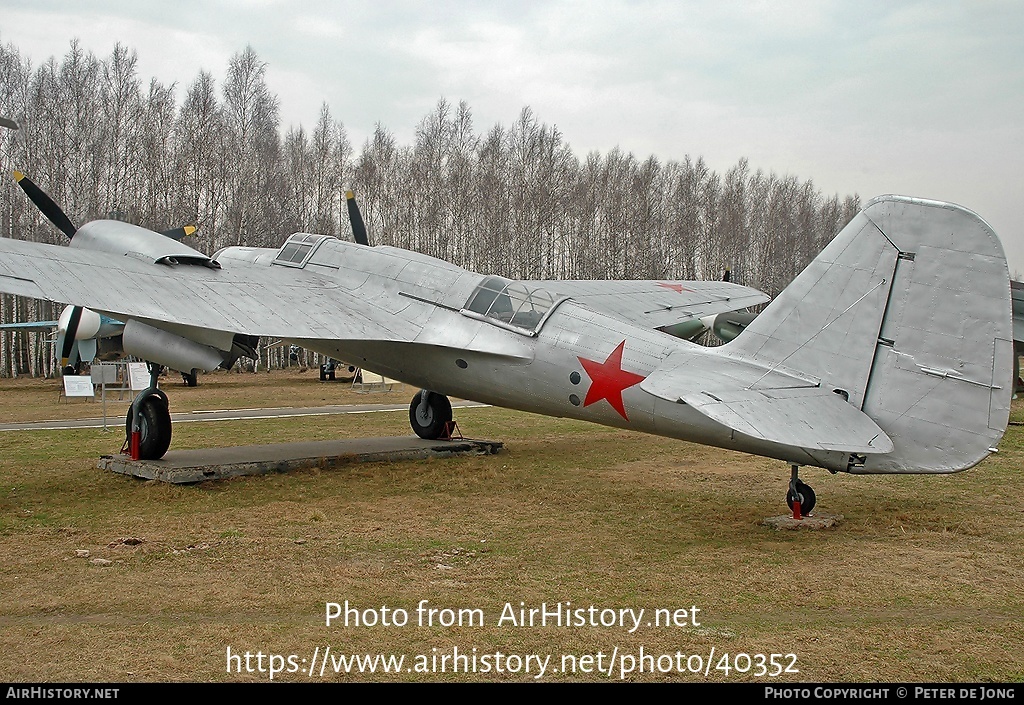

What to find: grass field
left=0, top=369, right=1022, bottom=682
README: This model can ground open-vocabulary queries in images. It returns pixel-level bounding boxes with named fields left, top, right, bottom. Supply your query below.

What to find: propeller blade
left=161, top=225, right=197, bottom=241
left=346, top=190, right=369, bottom=246
left=0, top=116, right=19, bottom=130
left=13, top=171, right=77, bottom=239
left=60, top=305, right=83, bottom=367
left=722, top=268, right=731, bottom=283
left=54, top=330, right=67, bottom=366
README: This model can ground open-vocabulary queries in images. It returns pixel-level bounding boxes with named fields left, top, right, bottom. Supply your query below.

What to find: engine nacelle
left=122, top=320, right=226, bottom=373
left=707, top=311, right=758, bottom=344
left=71, top=220, right=219, bottom=268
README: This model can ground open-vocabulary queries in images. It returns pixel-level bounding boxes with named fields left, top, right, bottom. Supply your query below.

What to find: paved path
left=0, top=400, right=489, bottom=431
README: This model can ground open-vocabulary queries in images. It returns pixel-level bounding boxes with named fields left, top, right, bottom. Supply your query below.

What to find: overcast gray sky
left=3, top=0, right=1023, bottom=273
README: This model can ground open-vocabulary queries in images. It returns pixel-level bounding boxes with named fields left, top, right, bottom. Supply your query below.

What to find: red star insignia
left=577, top=340, right=647, bottom=420
left=657, top=282, right=692, bottom=294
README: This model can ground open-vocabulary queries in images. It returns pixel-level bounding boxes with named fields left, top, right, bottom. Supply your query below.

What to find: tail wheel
left=786, top=480, right=816, bottom=515
left=409, top=391, right=453, bottom=439
left=182, top=369, right=198, bottom=387
left=125, top=395, right=172, bottom=460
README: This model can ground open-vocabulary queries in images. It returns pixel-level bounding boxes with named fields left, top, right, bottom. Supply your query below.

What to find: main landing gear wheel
left=125, top=394, right=172, bottom=460
left=409, top=391, right=452, bottom=439
left=786, top=479, right=816, bottom=516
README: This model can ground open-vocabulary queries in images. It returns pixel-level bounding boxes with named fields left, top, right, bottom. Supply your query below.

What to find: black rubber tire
left=125, top=395, right=172, bottom=460
left=409, top=392, right=453, bottom=439
left=182, top=370, right=198, bottom=387
left=320, top=367, right=328, bottom=381
left=786, top=480, right=817, bottom=515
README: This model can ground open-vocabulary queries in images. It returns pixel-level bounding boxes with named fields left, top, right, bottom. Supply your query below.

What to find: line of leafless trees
left=0, top=40, right=860, bottom=377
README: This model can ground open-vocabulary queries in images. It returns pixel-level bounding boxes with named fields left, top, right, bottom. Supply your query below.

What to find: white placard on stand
left=62, top=375, right=95, bottom=397
left=128, top=362, right=151, bottom=391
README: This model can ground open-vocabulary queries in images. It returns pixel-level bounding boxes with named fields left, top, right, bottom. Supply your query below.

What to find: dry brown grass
left=0, top=372, right=1022, bottom=682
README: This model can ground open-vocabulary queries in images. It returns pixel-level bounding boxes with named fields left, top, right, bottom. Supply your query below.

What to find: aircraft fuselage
left=278, top=240, right=841, bottom=472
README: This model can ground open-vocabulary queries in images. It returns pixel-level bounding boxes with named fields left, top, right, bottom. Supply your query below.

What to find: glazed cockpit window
left=464, top=276, right=559, bottom=333
left=273, top=233, right=333, bottom=267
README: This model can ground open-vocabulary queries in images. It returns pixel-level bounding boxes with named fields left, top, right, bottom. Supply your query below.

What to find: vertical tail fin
left=728, top=195, right=1012, bottom=473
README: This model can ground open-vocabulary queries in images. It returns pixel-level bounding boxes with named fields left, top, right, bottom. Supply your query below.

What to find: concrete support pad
left=98, top=436, right=503, bottom=484
left=762, top=513, right=843, bottom=530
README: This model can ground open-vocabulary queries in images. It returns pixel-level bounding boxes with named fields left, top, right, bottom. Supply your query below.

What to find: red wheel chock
left=441, top=420, right=463, bottom=440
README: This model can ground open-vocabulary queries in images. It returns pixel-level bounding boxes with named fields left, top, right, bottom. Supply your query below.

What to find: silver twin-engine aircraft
left=0, top=173, right=1012, bottom=515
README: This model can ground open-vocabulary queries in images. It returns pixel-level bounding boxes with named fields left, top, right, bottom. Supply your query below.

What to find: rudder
left=727, top=195, right=1012, bottom=473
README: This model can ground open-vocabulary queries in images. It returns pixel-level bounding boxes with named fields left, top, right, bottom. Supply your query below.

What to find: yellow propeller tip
left=345, top=190, right=355, bottom=199
left=13, top=171, right=24, bottom=182
left=183, top=225, right=197, bottom=237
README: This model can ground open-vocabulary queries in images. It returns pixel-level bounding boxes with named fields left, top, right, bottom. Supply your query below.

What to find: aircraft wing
left=0, top=234, right=768, bottom=342
left=0, top=237, right=403, bottom=343
left=641, top=347, right=894, bottom=454
left=529, top=279, right=769, bottom=331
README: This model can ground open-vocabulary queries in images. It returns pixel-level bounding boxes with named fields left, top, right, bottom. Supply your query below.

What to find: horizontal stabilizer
left=640, top=346, right=892, bottom=453
left=679, top=385, right=894, bottom=454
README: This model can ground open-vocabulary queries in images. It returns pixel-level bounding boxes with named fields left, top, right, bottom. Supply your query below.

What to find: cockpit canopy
left=464, top=276, right=560, bottom=334
left=273, top=233, right=335, bottom=267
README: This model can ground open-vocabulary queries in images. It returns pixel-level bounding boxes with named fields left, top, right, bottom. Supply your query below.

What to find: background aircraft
left=0, top=174, right=1011, bottom=517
